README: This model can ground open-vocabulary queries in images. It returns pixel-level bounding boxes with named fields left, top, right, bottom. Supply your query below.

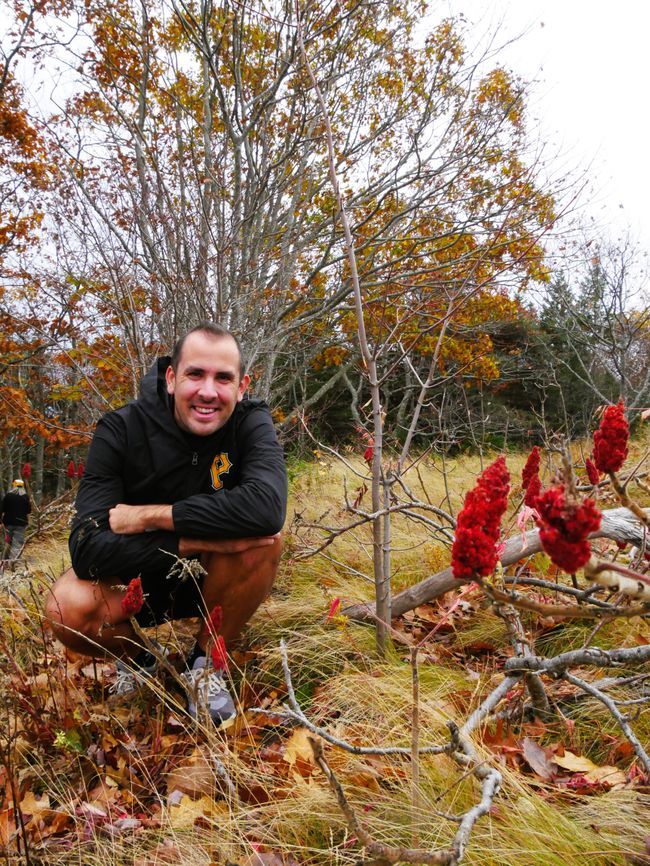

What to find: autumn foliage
left=0, top=0, right=565, bottom=487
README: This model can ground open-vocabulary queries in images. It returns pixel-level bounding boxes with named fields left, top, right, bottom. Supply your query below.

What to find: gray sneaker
left=181, top=655, right=236, bottom=728
left=110, top=645, right=165, bottom=696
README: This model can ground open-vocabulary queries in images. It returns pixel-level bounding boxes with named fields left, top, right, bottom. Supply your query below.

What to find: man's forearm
left=178, top=534, right=280, bottom=556
left=108, top=504, right=280, bottom=557
left=109, top=503, right=174, bottom=534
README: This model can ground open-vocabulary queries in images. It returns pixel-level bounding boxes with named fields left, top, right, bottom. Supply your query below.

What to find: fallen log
left=342, top=506, right=650, bottom=624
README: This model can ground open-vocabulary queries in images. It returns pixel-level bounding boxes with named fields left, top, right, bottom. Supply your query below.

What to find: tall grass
left=2, top=444, right=649, bottom=865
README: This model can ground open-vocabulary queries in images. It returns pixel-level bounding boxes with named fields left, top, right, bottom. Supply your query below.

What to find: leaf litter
left=2, top=508, right=650, bottom=864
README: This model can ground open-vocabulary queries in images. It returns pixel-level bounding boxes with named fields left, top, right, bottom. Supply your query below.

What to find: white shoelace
left=111, top=667, right=140, bottom=695
left=183, top=667, right=227, bottom=698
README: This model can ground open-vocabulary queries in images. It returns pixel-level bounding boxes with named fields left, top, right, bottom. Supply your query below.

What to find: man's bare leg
left=45, top=568, right=140, bottom=659
left=45, top=535, right=283, bottom=658
left=195, top=534, right=282, bottom=650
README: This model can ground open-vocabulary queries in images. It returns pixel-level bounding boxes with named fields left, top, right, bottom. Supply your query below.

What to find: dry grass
left=2, top=442, right=650, bottom=865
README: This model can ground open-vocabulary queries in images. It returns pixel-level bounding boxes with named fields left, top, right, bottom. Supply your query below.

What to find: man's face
left=165, top=332, right=250, bottom=436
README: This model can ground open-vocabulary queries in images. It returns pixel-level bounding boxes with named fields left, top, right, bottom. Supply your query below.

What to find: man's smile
left=166, top=332, right=250, bottom=435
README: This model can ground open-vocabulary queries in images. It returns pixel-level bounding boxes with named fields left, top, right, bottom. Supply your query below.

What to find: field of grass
left=1, top=444, right=649, bottom=865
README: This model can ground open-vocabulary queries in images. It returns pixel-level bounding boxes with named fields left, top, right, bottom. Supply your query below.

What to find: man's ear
left=165, top=365, right=175, bottom=395
left=237, top=373, right=251, bottom=401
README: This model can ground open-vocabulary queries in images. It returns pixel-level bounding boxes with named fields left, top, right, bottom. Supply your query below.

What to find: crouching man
left=46, top=323, right=287, bottom=726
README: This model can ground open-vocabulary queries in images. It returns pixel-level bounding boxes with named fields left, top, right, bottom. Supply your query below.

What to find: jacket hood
left=135, top=357, right=181, bottom=437
left=138, top=357, right=172, bottom=407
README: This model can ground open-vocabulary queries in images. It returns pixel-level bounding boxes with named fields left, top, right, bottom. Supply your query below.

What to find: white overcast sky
left=442, top=0, right=650, bottom=252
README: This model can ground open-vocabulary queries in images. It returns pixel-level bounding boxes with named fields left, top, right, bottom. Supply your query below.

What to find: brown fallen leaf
left=0, top=808, right=16, bottom=849
left=134, top=838, right=183, bottom=866
left=522, top=737, right=557, bottom=781
left=346, top=761, right=383, bottom=793
left=412, top=605, right=440, bottom=623
left=85, top=779, right=122, bottom=810
left=25, top=809, right=73, bottom=843
left=165, top=748, right=217, bottom=798
left=240, top=849, right=301, bottom=866
left=19, top=790, right=51, bottom=817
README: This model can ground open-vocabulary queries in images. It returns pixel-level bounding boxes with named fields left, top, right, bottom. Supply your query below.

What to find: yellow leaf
left=553, top=750, right=598, bottom=773
left=554, top=751, right=626, bottom=787
left=283, top=727, right=316, bottom=767
left=583, top=765, right=627, bottom=788
left=19, top=791, right=50, bottom=815
left=167, top=794, right=226, bottom=830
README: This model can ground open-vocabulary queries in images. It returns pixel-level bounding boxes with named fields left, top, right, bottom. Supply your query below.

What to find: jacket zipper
left=192, top=452, right=198, bottom=466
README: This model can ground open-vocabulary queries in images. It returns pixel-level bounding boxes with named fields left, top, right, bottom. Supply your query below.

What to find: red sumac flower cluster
left=593, top=401, right=629, bottom=474
left=451, top=456, right=510, bottom=580
left=521, top=446, right=542, bottom=508
left=121, top=576, right=144, bottom=617
left=535, top=486, right=601, bottom=573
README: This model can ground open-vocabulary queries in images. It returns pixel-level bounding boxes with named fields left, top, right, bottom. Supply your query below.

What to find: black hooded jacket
left=69, top=358, right=287, bottom=582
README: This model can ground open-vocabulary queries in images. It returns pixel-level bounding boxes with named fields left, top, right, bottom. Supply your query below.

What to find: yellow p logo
left=210, top=452, right=232, bottom=490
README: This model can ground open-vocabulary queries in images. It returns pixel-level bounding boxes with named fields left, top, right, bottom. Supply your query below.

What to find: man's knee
left=45, top=569, right=111, bottom=650
left=243, top=533, right=283, bottom=573
left=203, top=534, right=282, bottom=576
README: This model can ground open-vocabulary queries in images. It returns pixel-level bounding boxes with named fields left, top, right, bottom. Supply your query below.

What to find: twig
left=250, top=640, right=450, bottom=756
left=411, top=646, right=421, bottom=847
left=295, top=500, right=455, bottom=560
left=310, top=738, right=456, bottom=866
left=493, top=603, right=552, bottom=720
left=210, top=753, right=238, bottom=801
left=612, top=695, right=650, bottom=707
left=266, top=642, right=501, bottom=865
left=563, top=671, right=650, bottom=774
left=609, top=471, right=650, bottom=530
left=503, top=576, right=619, bottom=610
left=481, top=581, right=649, bottom=621
left=344, top=505, right=650, bottom=623
left=461, top=676, right=520, bottom=738
left=445, top=722, right=502, bottom=864
left=504, top=644, right=650, bottom=675
left=127, top=618, right=189, bottom=693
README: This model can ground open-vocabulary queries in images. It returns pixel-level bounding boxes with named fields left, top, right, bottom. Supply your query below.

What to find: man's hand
left=178, top=534, right=280, bottom=557
left=109, top=504, right=280, bottom=555
left=109, top=503, right=174, bottom=534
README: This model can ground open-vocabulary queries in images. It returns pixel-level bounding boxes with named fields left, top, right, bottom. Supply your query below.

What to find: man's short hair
left=170, top=322, right=245, bottom=378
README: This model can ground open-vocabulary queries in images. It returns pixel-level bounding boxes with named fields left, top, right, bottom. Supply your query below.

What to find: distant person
left=1, top=479, right=31, bottom=559
left=45, top=322, right=287, bottom=727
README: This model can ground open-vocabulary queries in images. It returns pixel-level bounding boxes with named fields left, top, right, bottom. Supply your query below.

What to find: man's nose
left=198, top=378, right=219, bottom=400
